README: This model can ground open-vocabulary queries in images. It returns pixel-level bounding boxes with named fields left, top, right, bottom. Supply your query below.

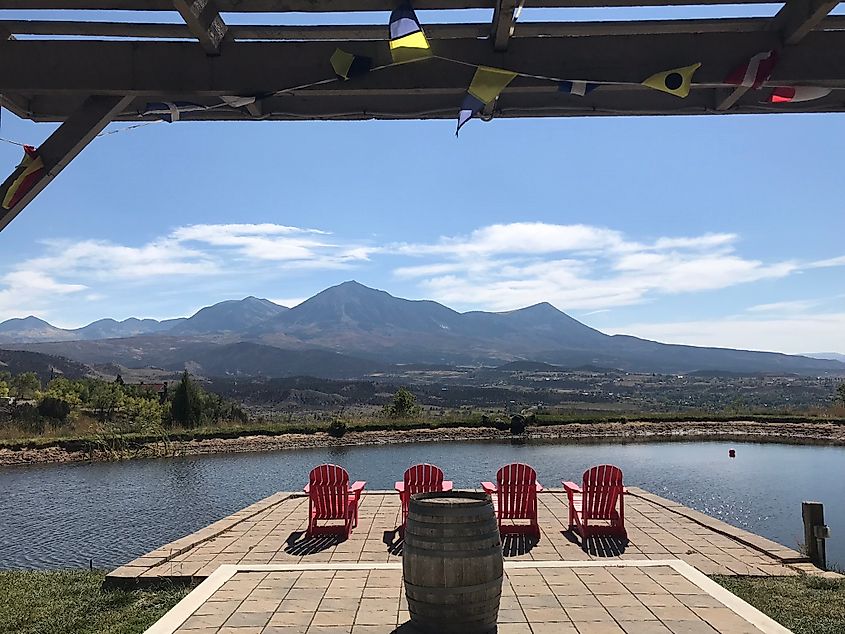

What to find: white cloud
left=606, top=313, right=845, bottom=355
left=0, top=222, right=374, bottom=323
left=391, top=222, right=800, bottom=311
left=747, top=299, right=822, bottom=313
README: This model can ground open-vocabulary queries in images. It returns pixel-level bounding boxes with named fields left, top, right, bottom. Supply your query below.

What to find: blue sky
left=0, top=6, right=843, bottom=354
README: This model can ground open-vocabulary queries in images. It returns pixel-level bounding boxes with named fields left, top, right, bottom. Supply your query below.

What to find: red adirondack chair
left=481, top=463, right=543, bottom=536
left=563, top=464, right=627, bottom=540
left=394, top=463, right=453, bottom=531
left=303, top=464, right=366, bottom=538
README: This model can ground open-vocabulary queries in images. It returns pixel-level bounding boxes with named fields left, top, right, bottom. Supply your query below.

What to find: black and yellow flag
left=642, top=63, right=701, bottom=98
left=389, top=3, right=431, bottom=64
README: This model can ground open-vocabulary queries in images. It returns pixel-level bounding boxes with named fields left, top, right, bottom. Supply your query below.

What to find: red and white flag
left=724, top=50, right=779, bottom=89
left=769, top=86, right=832, bottom=103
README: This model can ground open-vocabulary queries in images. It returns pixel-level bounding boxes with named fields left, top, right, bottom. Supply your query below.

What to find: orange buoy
left=729, top=449, right=736, bottom=458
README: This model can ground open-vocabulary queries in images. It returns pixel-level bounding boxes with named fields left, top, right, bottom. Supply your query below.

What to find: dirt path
left=1, top=419, right=843, bottom=467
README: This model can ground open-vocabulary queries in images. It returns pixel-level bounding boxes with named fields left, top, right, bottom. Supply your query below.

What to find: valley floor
left=2, top=418, right=844, bottom=467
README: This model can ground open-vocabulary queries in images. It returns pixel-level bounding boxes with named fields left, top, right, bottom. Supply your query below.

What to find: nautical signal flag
left=559, top=81, right=599, bottom=97
left=724, top=50, right=778, bottom=89
left=389, top=3, right=431, bottom=64
left=2, top=145, right=45, bottom=210
left=642, top=63, right=701, bottom=98
left=456, top=66, right=517, bottom=135
left=769, top=86, right=832, bottom=103
left=330, top=48, right=373, bottom=80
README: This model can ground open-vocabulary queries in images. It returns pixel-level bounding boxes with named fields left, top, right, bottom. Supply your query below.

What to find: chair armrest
left=536, top=483, right=544, bottom=492
left=442, top=481, right=453, bottom=491
left=350, top=481, right=366, bottom=494
left=395, top=482, right=405, bottom=493
left=562, top=481, right=582, bottom=493
left=304, top=484, right=310, bottom=494
left=481, top=482, right=497, bottom=494
left=622, top=487, right=628, bottom=494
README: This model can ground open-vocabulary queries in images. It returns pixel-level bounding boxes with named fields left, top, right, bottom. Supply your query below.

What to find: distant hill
left=0, top=348, right=92, bottom=383
left=803, top=352, right=845, bottom=363
left=0, top=316, right=72, bottom=344
left=3, top=281, right=844, bottom=377
left=170, top=297, right=287, bottom=335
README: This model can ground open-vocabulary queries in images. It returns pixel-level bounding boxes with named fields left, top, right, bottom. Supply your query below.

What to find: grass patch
left=0, top=569, right=190, bottom=634
left=713, top=574, right=845, bottom=634
left=1, top=411, right=843, bottom=453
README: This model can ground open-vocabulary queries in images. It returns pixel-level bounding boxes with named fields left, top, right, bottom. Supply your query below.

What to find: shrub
left=510, top=414, right=526, bottom=435
left=327, top=419, right=347, bottom=438
left=37, top=396, right=72, bottom=422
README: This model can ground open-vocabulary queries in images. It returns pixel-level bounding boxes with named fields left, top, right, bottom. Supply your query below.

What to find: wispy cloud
left=390, top=222, right=806, bottom=311
left=0, top=223, right=374, bottom=321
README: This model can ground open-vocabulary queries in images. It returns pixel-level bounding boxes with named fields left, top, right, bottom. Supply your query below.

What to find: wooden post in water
left=802, top=501, right=827, bottom=570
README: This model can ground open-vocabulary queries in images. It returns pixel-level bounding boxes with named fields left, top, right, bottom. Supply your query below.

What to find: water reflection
left=0, top=440, right=842, bottom=570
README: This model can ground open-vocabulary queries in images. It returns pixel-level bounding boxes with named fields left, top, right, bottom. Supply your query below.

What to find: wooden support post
left=491, top=0, right=519, bottom=51
left=802, top=501, right=827, bottom=569
left=772, top=0, right=839, bottom=45
left=0, top=95, right=132, bottom=233
left=173, top=0, right=228, bottom=55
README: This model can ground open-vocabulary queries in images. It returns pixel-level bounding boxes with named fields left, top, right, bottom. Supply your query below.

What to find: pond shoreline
left=2, top=419, right=844, bottom=467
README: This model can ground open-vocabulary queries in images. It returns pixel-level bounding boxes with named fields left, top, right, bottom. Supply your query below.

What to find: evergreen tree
left=171, top=371, right=202, bottom=428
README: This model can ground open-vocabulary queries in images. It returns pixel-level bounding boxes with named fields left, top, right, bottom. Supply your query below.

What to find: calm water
left=0, top=440, right=843, bottom=570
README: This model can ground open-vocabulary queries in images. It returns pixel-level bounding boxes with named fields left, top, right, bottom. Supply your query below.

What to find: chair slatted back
left=404, top=463, right=445, bottom=497
left=309, top=464, right=350, bottom=520
left=497, top=463, right=538, bottom=520
left=582, top=464, right=624, bottom=521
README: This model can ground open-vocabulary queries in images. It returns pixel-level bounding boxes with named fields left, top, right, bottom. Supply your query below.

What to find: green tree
left=10, top=372, right=40, bottom=399
left=171, top=371, right=202, bottom=428
left=837, top=383, right=845, bottom=406
left=0, top=380, right=8, bottom=398
left=43, top=377, right=84, bottom=410
left=90, top=382, right=125, bottom=420
left=123, top=395, right=164, bottom=431
left=385, top=387, right=420, bottom=418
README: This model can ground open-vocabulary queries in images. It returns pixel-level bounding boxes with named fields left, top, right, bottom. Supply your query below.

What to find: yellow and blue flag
left=641, top=63, right=701, bottom=98
left=457, top=66, right=517, bottom=135
left=389, top=3, right=431, bottom=64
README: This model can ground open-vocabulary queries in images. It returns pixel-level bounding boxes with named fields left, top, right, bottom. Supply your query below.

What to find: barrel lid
left=410, top=491, right=491, bottom=506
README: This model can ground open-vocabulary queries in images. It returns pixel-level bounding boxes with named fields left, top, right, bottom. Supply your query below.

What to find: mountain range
left=1, top=281, right=842, bottom=378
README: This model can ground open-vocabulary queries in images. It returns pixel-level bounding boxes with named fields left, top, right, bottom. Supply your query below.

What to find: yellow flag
left=389, top=31, right=431, bottom=64
left=468, top=66, right=518, bottom=104
left=642, top=63, right=701, bottom=98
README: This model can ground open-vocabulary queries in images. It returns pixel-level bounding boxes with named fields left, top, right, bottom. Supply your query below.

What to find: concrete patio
left=147, top=560, right=793, bottom=634
left=111, top=488, right=815, bottom=586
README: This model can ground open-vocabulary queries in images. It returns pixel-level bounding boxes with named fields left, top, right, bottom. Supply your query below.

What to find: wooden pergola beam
left=491, top=0, right=519, bottom=51
left=173, top=0, right=228, bottom=55
left=0, top=95, right=132, bottom=233
left=0, top=0, right=784, bottom=10
left=11, top=16, right=841, bottom=40
left=716, top=0, right=839, bottom=111
left=2, top=33, right=843, bottom=97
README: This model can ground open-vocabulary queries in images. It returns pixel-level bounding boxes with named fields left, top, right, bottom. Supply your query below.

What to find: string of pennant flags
left=137, top=1, right=834, bottom=133
left=1, top=1, right=839, bottom=207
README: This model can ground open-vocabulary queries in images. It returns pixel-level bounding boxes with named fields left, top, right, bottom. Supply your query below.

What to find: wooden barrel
left=403, top=492, right=503, bottom=634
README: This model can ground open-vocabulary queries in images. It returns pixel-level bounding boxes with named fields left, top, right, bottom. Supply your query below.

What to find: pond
left=0, top=439, right=842, bottom=570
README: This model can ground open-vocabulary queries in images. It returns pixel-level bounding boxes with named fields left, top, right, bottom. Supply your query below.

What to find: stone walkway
left=110, top=488, right=813, bottom=586
left=147, top=561, right=793, bottom=634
